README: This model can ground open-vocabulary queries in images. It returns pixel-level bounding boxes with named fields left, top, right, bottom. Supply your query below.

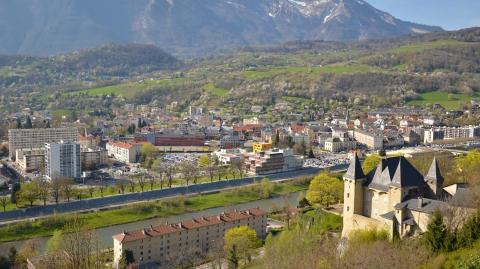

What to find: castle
left=342, top=153, right=463, bottom=238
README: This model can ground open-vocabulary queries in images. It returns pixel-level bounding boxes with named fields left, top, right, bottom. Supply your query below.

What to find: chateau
left=342, top=153, right=465, bottom=238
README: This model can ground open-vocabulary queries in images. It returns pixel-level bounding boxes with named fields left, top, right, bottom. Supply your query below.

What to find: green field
left=70, top=78, right=190, bottom=99
left=241, top=64, right=380, bottom=80
left=202, top=83, right=229, bottom=97
left=390, top=39, right=468, bottom=54
left=0, top=179, right=309, bottom=242
left=407, top=91, right=476, bottom=110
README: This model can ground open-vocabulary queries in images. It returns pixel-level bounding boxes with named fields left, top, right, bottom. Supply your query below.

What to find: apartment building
left=353, top=129, right=383, bottom=150
left=81, top=148, right=108, bottom=170
left=8, top=128, right=79, bottom=159
left=324, top=137, right=357, bottom=153
left=45, top=141, right=81, bottom=180
left=245, top=149, right=303, bottom=175
left=106, top=141, right=143, bottom=163
left=424, top=126, right=480, bottom=143
left=15, top=148, right=45, bottom=173
left=113, top=208, right=267, bottom=269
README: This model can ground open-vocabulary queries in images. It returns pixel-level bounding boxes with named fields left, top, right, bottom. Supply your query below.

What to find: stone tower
left=342, top=152, right=366, bottom=237
left=425, top=157, right=444, bottom=198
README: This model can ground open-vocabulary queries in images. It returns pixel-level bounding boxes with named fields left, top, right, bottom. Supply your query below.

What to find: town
left=0, top=2, right=479, bottom=268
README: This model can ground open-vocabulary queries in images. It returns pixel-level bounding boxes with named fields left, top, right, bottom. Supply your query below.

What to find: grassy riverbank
left=0, top=177, right=310, bottom=243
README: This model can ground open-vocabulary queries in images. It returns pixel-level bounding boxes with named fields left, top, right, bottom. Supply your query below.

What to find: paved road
left=0, top=165, right=348, bottom=223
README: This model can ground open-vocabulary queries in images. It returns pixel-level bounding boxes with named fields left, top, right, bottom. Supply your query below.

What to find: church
left=342, top=153, right=468, bottom=238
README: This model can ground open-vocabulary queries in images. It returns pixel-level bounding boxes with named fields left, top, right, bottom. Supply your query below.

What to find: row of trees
left=1, top=178, right=76, bottom=210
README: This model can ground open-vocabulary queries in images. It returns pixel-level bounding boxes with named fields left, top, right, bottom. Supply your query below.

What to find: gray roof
left=344, top=153, right=365, bottom=181
left=366, top=156, right=426, bottom=190
left=380, top=211, right=395, bottom=220
left=394, top=197, right=447, bottom=214
left=425, top=157, right=444, bottom=184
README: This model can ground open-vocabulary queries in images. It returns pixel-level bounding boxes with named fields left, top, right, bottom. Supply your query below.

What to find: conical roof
left=344, top=152, right=365, bottom=180
left=425, top=157, right=444, bottom=183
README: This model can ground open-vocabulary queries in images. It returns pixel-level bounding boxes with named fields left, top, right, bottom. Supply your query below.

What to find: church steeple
left=344, top=152, right=365, bottom=181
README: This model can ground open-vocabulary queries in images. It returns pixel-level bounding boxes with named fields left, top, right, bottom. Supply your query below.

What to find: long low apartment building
left=424, top=126, right=480, bottom=143
left=8, top=128, right=79, bottom=160
left=113, top=208, right=267, bottom=269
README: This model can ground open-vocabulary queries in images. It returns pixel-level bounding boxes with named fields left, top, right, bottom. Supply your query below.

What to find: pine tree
left=425, top=209, right=446, bottom=252
left=227, top=245, right=239, bottom=269
left=25, top=116, right=33, bottom=129
left=16, top=118, right=22, bottom=129
left=308, top=148, right=315, bottom=158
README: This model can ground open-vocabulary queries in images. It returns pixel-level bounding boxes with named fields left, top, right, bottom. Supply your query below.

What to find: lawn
left=407, top=91, right=476, bottom=110
left=0, top=179, right=311, bottom=242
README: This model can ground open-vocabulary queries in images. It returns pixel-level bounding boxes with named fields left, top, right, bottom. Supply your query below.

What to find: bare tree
left=35, top=178, right=50, bottom=206
left=61, top=216, right=103, bottom=269
left=164, top=164, right=176, bottom=188
left=51, top=179, right=61, bottom=204
left=180, top=161, right=196, bottom=186
left=116, top=181, right=126, bottom=194
left=0, top=196, right=8, bottom=212
left=87, top=186, right=95, bottom=198
left=147, top=175, right=156, bottom=191
left=233, top=161, right=245, bottom=179
left=137, top=174, right=147, bottom=192
left=98, top=184, right=106, bottom=197
left=129, top=180, right=136, bottom=193
left=60, top=178, right=75, bottom=202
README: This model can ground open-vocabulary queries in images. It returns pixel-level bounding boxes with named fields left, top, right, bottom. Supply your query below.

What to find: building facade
left=45, top=141, right=81, bottom=180
left=113, top=208, right=267, bottom=269
left=245, top=149, right=303, bottom=175
left=106, top=141, right=143, bottom=164
left=353, top=129, right=383, bottom=150
left=342, top=153, right=459, bottom=239
left=8, top=128, right=79, bottom=159
left=15, top=148, right=45, bottom=173
left=81, top=148, right=108, bottom=170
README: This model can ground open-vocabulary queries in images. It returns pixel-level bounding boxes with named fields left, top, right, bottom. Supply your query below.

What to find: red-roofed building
left=113, top=208, right=267, bottom=268
left=106, top=141, right=144, bottom=163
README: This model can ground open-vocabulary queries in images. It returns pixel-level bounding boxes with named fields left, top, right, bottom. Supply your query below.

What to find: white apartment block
left=113, top=208, right=267, bottom=269
left=424, top=126, right=480, bottom=143
left=45, top=141, right=81, bottom=180
left=106, top=141, right=142, bottom=163
left=8, top=128, right=79, bottom=159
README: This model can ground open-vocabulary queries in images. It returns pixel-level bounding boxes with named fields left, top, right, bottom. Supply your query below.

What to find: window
left=347, top=193, right=350, bottom=198
left=347, top=206, right=349, bottom=212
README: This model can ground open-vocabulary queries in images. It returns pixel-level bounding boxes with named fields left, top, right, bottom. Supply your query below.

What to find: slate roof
left=394, top=197, right=447, bottom=214
left=425, top=157, right=444, bottom=184
left=365, top=156, right=426, bottom=191
left=344, top=152, right=365, bottom=180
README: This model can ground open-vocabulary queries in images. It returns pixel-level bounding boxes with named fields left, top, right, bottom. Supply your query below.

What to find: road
left=0, top=165, right=348, bottom=223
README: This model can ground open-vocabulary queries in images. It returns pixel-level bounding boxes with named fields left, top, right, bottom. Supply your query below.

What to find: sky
left=365, top=0, right=480, bottom=30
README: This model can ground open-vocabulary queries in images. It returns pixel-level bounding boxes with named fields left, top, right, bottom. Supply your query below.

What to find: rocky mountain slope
left=0, top=0, right=442, bottom=57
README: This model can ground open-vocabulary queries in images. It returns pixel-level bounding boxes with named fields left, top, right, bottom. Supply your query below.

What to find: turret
left=425, top=157, right=444, bottom=197
left=343, top=152, right=366, bottom=216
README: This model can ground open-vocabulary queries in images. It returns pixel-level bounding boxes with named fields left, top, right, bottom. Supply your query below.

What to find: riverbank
left=0, top=177, right=311, bottom=243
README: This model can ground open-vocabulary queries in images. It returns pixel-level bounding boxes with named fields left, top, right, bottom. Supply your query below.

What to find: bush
left=349, top=228, right=389, bottom=244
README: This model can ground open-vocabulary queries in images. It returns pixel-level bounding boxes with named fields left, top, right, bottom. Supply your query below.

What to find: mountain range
left=0, top=0, right=442, bottom=57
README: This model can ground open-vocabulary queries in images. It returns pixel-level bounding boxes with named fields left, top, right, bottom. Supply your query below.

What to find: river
left=0, top=191, right=305, bottom=254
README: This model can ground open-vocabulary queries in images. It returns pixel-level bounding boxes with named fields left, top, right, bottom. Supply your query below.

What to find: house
left=106, top=141, right=143, bottom=164
left=342, top=153, right=468, bottom=239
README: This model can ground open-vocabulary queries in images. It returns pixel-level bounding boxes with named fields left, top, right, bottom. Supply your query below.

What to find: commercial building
left=252, top=142, right=272, bottom=153
left=106, top=141, right=143, bottom=163
left=220, top=135, right=242, bottom=149
left=245, top=149, right=303, bottom=175
left=8, top=128, right=79, bottom=159
left=45, top=141, right=81, bottom=180
left=15, top=148, right=45, bottom=173
left=212, top=149, right=244, bottom=165
left=113, top=208, right=267, bottom=269
left=154, top=134, right=205, bottom=147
